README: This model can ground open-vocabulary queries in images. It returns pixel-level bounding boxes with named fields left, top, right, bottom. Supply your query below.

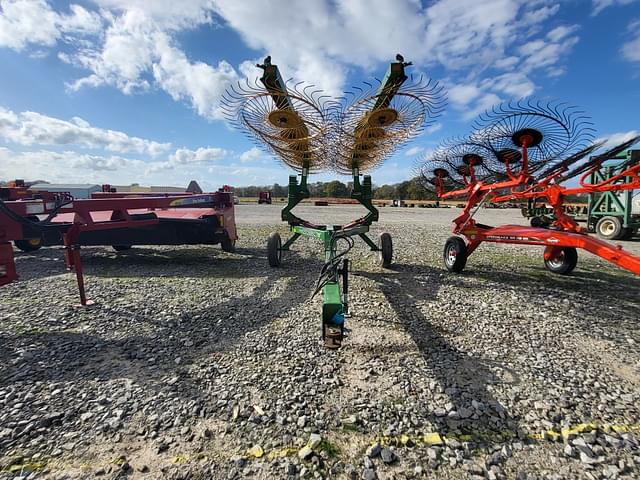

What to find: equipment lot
left=1, top=205, right=639, bottom=479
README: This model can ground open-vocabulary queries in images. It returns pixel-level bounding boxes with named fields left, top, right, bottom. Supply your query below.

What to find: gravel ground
left=1, top=205, right=640, bottom=480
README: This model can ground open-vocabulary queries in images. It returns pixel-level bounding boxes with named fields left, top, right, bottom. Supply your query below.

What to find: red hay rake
left=417, top=99, right=640, bottom=276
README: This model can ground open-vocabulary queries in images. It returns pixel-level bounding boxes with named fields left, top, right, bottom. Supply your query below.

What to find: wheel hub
left=600, top=220, right=615, bottom=235
left=548, top=251, right=565, bottom=267
left=447, top=247, right=457, bottom=265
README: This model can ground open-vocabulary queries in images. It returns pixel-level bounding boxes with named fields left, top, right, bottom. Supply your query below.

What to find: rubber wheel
left=15, top=216, right=43, bottom=252
left=221, top=236, right=236, bottom=253
left=443, top=236, right=467, bottom=273
left=621, top=227, right=634, bottom=240
left=378, top=232, right=393, bottom=268
left=112, top=245, right=132, bottom=252
left=15, top=237, right=43, bottom=252
left=530, top=216, right=544, bottom=228
left=596, top=216, right=623, bottom=240
left=544, top=247, right=578, bottom=275
left=267, top=232, right=282, bottom=268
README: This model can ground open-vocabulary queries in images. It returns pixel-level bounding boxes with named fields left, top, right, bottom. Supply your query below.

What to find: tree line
left=234, top=178, right=439, bottom=200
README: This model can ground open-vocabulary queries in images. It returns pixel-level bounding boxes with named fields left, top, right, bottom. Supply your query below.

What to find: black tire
left=544, top=247, right=578, bottom=275
left=267, top=232, right=282, bottom=268
left=15, top=237, right=43, bottom=252
left=443, top=236, right=467, bottom=273
left=378, top=232, right=393, bottom=268
left=112, top=245, right=132, bottom=252
left=15, top=216, right=43, bottom=252
left=221, top=236, right=236, bottom=253
left=621, top=227, right=634, bottom=240
left=530, top=216, right=544, bottom=228
left=596, top=216, right=623, bottom=240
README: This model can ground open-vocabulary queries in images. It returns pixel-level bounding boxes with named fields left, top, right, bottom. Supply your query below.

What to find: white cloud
left=404, top=146, right=424, bottom=157
left=0, top=147, right=144, bottom=181
left=145, top=146, right=229, bottom=173
left=547, top=25, right=579, bottom=43
left=423, top=0, right=523, bottom=70
left=461, top=92, right=503, bottom=120
left=595, top=130, right=640, bottom=149
left=213, top=0, right=425, bottom=96
left=447, top=73, right=534, bottom=119
left=622, top=20, right=640, bottom=63
left=62, top=8, right=239, bottom=118
left=212, top=0, right=571, bottom=99
left=0, top=146, right=287, bottom=188
left=0, top=0, right=102, bottom=51
left=592, top=0, right=639, bottom=15
left=425, top=123, right=443, bottom=135
left=3, top=0, right=581, bottom=126
left=487, top=72, right=536, bottom=98
left=517, top=30, right=579, bottom=76
left=0, top=0, right=585, bottom=125
left=239, top=146, right=263, bottom=163
left=151, top=35, right=239, bottom=119
left=0, top=106, right=170, bottom=155
left=494, top=56, right=519, bottom=70
left=448, top=82, right=502, bottom=120
left=448, top=84, right=481, bottom=107
left=169, top=147, right=228, bottom=165
left=93, top=0, right=215, bottom=30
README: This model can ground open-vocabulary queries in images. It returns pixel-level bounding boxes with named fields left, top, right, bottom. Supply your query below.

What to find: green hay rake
left=222, top=55, right=445, bottom=348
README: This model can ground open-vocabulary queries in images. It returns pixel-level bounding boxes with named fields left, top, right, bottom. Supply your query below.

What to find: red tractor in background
left=258, top=191, right=272, bottom=204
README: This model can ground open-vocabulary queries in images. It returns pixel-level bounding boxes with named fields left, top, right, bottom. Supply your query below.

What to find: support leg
left=341, top=258, right=349, bottom=316
left=281, top=232, right=301, bottom=251
left=358, top=233, right=379, bottom=251
left=69, top=245, right=93, bottom=306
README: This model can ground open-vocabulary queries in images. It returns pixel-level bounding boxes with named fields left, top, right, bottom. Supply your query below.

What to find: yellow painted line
left=380, top=423, right=640, bottom=446
left=266, top=447, right=299, bottom=460
left=3, top=423, right=640, bottom=473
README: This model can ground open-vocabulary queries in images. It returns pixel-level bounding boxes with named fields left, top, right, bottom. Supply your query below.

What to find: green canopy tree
left=324, top=180, right=349, bottom=197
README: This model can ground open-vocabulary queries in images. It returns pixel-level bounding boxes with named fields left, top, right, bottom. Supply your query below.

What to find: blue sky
left=1, top=0, right=639, bottom=190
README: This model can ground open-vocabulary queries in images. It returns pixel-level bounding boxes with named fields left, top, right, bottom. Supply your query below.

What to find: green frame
left=260, top=58, right=407, bottom=347
left=586, top=151, right=640, bottom=230
left=522, top=150, right=639, bottom=232
left=277, top=163, right=382, bottom=346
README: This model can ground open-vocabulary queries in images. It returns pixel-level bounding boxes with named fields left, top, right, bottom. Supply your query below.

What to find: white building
left=30, top=183, right=101, bottom=199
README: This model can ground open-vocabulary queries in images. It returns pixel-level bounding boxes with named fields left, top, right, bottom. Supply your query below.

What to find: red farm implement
left=0, top=184, right=237, bottom=305
left=417, top=99, right=640, bottom=277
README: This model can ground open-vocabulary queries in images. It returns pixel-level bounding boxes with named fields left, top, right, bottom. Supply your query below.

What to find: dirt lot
left=1, top=205, right=639, bottom=479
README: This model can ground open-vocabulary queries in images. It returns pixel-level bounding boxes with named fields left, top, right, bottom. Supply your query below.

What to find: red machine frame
left=433, top=140, right=640, bottom=276
left=0, top=185, right=237, bottom=305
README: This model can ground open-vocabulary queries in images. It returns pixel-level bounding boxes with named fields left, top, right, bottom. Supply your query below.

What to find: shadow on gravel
left=360, top=264, right=521, bottom=438
left=11, top=248, right=70, bottom=281
left=467, top=264, right=640, bottom=346
left=0, top=250, right=320, bottom=403
left=12, top=245, right=258, bottom=282
left=469, top=265, right=640, bottom=317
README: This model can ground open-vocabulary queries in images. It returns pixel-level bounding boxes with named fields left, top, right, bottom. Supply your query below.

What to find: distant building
left=186, top=180, right=203, bottom=194
left=30, top=183, right=101, bottom=199
left=110, top=183, right=203, bottom=193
